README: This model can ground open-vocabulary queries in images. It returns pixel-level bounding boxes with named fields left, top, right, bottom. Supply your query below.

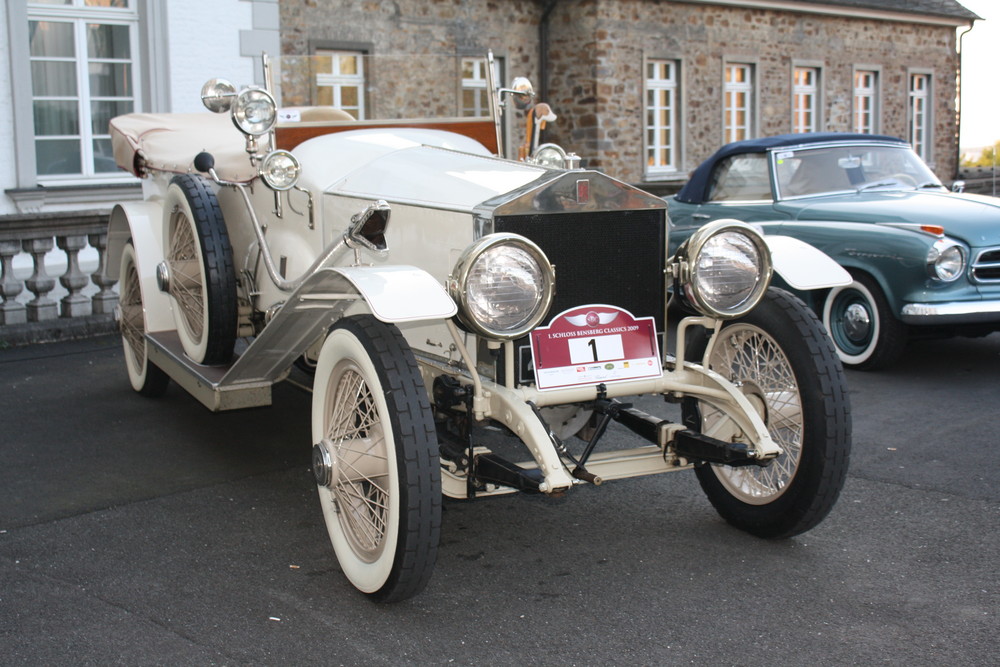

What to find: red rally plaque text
left=529, top=305, right=662, bottom=391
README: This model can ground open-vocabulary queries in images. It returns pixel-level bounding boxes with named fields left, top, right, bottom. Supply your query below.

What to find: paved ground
left=1, top=332, right=997, bottom=665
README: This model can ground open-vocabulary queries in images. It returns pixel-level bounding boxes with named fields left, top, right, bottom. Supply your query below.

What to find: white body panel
left=764, top=235, right=853, bottom=290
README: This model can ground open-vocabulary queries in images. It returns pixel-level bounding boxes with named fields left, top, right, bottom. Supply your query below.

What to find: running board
left=147, top=268, right=362, bottom=411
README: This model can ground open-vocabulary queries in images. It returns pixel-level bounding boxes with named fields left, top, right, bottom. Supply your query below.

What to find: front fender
left=764, top=235, right=851, bottom=290
left=335, top=265, right=457, bottom=323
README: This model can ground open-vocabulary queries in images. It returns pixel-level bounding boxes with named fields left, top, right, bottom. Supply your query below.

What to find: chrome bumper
left=900, top=299, right=1000, bottom=325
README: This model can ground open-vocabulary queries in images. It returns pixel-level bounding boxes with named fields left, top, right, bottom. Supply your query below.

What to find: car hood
left=777, top=190, right=1000, bottom=247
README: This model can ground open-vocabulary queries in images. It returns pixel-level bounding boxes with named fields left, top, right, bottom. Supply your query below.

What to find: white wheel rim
left=120, top=245, right=149, bottom=389
left=823, top=280, right=880, bottom=365
left=703, top=323, right=803, bottom=504
left=165, top=186, right=210, bottom=363
left=312, top=329, right=400, bottom=593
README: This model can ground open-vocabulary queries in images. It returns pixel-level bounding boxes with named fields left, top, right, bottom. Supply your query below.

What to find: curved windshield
left=773, top=144, right=941, bottom=199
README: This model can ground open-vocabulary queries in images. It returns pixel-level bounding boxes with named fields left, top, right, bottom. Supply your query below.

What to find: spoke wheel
left=311, top=315, right=441, bottom=602
left=119, top=242, right=168, bottom=397
left=684, top=288, right=852, bottom=538
left=164, top=174, right=237, bottom=365
left=822, top=270, right=906, bottom=370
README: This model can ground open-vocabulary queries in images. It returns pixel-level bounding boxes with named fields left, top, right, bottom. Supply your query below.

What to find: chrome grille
left=971, top=247, right=1000, bottom=283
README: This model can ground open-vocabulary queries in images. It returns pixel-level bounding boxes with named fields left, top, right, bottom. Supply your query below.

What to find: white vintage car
left=106, top=54, right=852, bottom=602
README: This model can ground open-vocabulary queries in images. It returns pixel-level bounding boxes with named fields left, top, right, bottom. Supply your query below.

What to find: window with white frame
left=315, top=50, right=365, bottom=119
left=792, top=67, right=819, bottom=133
left=723, top=63, right=754, bottom=143
left=853, top=70, right=879, bottom=134
left=28, top=0, right=139, bottom=180
left=908, top=73, right=931, bottom=160
left=645, top=59, right=680, bottom=175
left=461, top=57, right=491, bottom=117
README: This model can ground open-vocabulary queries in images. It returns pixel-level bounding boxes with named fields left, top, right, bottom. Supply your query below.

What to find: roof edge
left=676, top=0, right=978, bottom=26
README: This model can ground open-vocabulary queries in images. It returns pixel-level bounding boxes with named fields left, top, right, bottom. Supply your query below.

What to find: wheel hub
left=842, top=303, right=871, bottom=342
left=312, top=439, right=339, bottom=488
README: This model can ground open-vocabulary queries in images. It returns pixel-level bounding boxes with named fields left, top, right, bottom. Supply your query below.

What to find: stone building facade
left=279, top=0, right=978, bottom=190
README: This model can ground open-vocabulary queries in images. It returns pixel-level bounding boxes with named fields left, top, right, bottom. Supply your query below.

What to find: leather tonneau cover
left=109, top=112, right=264, bottom=183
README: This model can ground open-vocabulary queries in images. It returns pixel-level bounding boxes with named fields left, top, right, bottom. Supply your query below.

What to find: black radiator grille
left=494, top=208, right=667, bottom=385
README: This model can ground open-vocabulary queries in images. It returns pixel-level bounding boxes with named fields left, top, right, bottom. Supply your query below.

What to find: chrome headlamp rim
left=231, top=86, right=277, bottom=136
left=259, top=149, right=301, bottom=191
left=674, top=219, right=773, bottom=319
left=449, top=233, right=555, bottom=340
left=926, top=238, right=965, bottom=282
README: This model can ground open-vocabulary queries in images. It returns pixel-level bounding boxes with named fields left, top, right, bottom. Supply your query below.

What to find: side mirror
left=498, top=77, right=535, bottom=111
left=951, top=180, right=966, bottom=193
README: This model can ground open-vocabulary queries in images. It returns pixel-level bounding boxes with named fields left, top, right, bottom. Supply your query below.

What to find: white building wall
left=166, top=0, right=257, bottom=113
left=1, top=4, right=18, bottom=216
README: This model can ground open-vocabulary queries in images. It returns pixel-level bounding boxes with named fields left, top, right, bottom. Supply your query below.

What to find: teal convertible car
left=668, top=133, right=1000, bottom=369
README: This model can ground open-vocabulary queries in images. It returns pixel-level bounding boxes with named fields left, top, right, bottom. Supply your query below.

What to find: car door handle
left=692, top=214, right=711, bottom=220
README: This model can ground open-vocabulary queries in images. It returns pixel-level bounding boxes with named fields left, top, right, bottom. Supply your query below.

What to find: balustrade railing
left=0, top=210, right=117, bottom=345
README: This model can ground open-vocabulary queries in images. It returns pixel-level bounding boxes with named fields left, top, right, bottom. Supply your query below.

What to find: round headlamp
left=674, top=219, right=772, bottom=319
left=926, top=238, right=965, bottom=282
left=260, top=150, right=301, bottom=191
left=532, top=143, right=570, bottom=169
left=232, top=87, right=277, bottom=136
left=449, top=233, right=555, bottom=339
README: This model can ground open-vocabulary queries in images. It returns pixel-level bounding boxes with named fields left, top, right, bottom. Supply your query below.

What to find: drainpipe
left=539, top=0, right=560, bottom=104
left=956, top=19, right=975, bottom=182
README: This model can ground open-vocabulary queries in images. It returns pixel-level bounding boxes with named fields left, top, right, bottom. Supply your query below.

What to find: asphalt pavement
left=1, top=332, right=997, bottom=665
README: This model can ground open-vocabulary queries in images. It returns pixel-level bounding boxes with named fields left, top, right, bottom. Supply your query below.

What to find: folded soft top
left=110, top=112, right=264, bottom=183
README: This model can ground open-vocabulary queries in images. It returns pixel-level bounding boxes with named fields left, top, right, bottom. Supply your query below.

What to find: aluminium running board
left=146, top=268, right=361, bottom=412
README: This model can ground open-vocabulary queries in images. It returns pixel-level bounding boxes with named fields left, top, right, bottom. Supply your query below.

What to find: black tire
left=311, top=315, right=441, bottom=602
left=683, top=288, right=851, bottom=539
left=119, top=242, right=169, bottom=397
left=164, top=174, right=237, bottom=365
left=822, top=269, right=907, bottom=370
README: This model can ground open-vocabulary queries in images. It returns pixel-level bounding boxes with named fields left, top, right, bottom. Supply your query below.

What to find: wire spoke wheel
left=701, top=323, right=802, bottom=504
left=119, top=242, right=168, bottom=397
left=325, top=364, right=391, bottom=561
left=684, top=288, right=851, bottom=539
left=312, top=315, right=441, bottom=602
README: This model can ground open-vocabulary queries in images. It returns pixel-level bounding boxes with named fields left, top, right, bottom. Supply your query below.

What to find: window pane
left=31, top=0, right=73, bottom=5
left=339, top=55, right=358, bottom=75
left=92, top=138, right=118, bottom=172
left=85, top=0, right=130, bottom=7
left=91, top=99, right=133, bottom=133
left=88, top=23, right=131, bottom=59
left=341, top=86, right=358, bottom=108
left=34, top=100, right=79, bottom=136
left=31, top=61, right=78, bottom=96
left=36, top=139, right=81, bottom=175
left=89, top=62, right=132, bottom=96
left=30, top=21, right=75, bottom=58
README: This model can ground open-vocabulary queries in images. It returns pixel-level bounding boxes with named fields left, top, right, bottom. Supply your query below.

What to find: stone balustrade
left=0, top=210, right=118, bottom=346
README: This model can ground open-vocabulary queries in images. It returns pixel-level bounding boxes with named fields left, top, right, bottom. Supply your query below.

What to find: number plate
left=529, top=305, right=662, bottom=391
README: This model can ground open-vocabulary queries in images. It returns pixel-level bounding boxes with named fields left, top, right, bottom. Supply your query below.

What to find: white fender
left=334, top=265, right=457, bottom=323
left=763, top=235, right=851, bottom=291
left=107, top=200, right=174, bottom=333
